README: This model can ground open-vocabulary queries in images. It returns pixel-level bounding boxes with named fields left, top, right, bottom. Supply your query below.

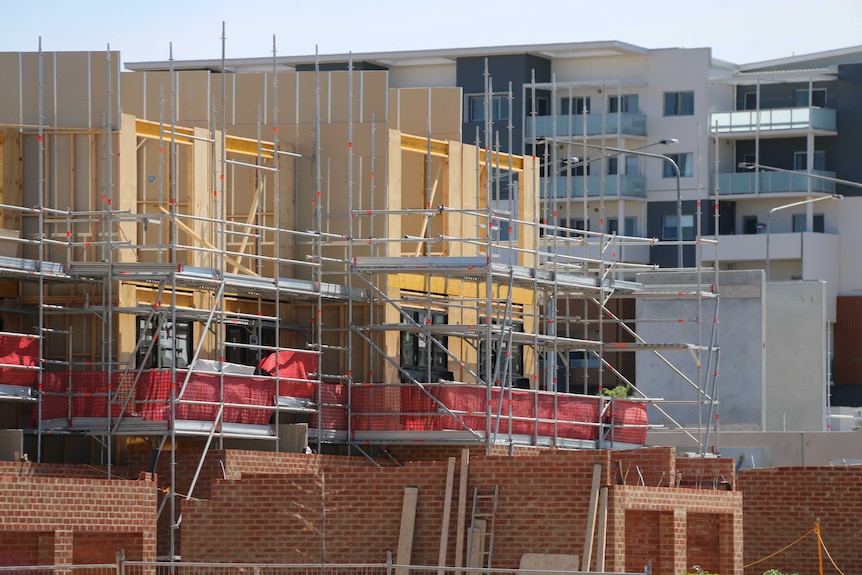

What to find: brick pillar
left=719, top=511, right=743, bottom=575
left=46, top=529, right=73, bottom=565
left=659, top=509, right=687, bottom=575
left=606, top=493, right=627, bottom=573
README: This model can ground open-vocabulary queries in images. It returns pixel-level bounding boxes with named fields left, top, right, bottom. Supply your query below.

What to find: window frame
left=137, top=317, right=193, bottom=369
left=794, top=88, right=827, bottom=108
left=663, top=91, right=695, bottom=116
left=662, top=214, right=695, bottom=241
left=561, top=96, right=591, bottom=115
left=609, top=94, right=639, bottom=114
left=662, top=153, right=694, bottom=178
left=793, top=150, right=826, bottom=171
left=466, top=93, right=510, bottom=123
left=479, top=319, right=525, bottom=381
left=400, top=309, right=449, bottom=375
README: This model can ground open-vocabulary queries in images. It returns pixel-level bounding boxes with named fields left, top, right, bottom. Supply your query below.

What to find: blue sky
left=3, top=0, right=861, bottom=67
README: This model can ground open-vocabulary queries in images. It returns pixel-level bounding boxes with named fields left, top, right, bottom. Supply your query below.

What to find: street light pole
left=582, top=144, right=683, bottom=267
left=765, top=194, right=842, bottom=281
left=738, top=163, right=860, bottom=281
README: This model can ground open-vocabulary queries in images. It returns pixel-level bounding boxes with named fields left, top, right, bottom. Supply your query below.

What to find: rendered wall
left=765, top=281, right=827, bottom=431
left=636, top=270, right=765, bottom=431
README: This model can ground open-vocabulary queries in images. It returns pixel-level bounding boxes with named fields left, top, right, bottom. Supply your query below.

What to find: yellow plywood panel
left=55, top=52, right=95, bottom=127
left=0, top=53, right=21, bottom=126
left=390, top=88, right=462, bottom=142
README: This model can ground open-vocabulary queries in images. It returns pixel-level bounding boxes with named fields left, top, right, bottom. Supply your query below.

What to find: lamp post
left=572, top=142, right=682, bottom=267
left=738, top=163, right=862, bottom=281
left=765, top=194, right=842, bottom=281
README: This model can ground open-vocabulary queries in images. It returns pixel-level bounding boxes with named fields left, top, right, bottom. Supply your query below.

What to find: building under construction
left=0, top=43, right=730, bottom=567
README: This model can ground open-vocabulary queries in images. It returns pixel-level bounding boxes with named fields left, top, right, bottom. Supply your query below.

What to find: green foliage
left=601, top=384, right=634, bottom=398
left=763, top=570, right=798, bottom=575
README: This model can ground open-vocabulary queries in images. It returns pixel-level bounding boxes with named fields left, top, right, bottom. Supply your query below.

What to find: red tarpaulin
left=0, top=334, right=38, bottom=386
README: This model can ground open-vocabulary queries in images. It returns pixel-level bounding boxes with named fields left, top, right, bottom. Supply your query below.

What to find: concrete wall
left=647, top=429, right=862, bottom=467
left=636, top=270, right=765, bottom=430
left=765, top=281, right=828, bottom=431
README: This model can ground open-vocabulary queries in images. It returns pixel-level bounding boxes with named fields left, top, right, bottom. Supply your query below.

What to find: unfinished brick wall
left=738, top=467, right=862, bottom=575
left=181, top=447, right=742, bottom=575
left=0, top=471, right=157, bottom=565
left=676, top=456, right=735, bottom=490
left=123, top=443, right=375, bottom=558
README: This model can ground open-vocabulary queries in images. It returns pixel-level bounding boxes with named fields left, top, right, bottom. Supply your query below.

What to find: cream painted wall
left=388, top=64, right=457, bottom=88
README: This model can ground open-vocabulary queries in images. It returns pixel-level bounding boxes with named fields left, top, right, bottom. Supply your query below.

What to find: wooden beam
left=400, top=133, right=525, bottom=172
left=454, top=449, right=470, bottom=575
left=395, top=486, right=419, bottom=575
left=135, top=118, right=276, bottom=159
left=438, top=457, right=456, bottom=575
left=596, top=486, right=609, bottom=572
left=582, top=463, right=603, bottom=571
left=155, top=205, right=258, bottom=276
left=415, top=162, right=444, bottom=257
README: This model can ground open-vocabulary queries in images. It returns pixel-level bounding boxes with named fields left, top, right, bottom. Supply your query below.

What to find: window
left=794, top=88, right=827, bottom=108
left=225, top=324, right=276, bottom=367
left=743, top=216, right=760, bottom=235
left=662, top=214, right=695, bottom=241
left=137, top=318, right=192, bottom=369
left=743, top=92, right=758, bottom=110
left=609, top=94, right=639, bottom=114
left=607, top=157, right=618, bottom=175
left=664, top=91, right=694, bottom=116
left=468, top=94, right=509, bottom=122
left=479, top=319, right=525, bottom=382
left=527, top=96, right=550, bottom=116
left=794, top=150, right=826, bottom=171
left=400, top=309, right=450, bottom=380
left=625, top=156, right=639, bottom=176
left=792, top=213, right=825, bottom=233
left=607, top=217, right=637, bottom=236
left=561, top=96, right=590, bottom=115
left=557, top=218, right=586, bottom=237
left=663, top=153, right=694, bottom=178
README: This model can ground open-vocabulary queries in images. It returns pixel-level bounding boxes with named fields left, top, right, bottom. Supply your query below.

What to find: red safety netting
left=257, top=351, right=318, bottom=380
left=0, top=334, right=38, bottom=386
left=136, top=371, right=280, bottom=425
left=40, top=371, right=127, bottom=420
left=605, top=400, right=648, bottom=444
left=308, top=383, right=347, bottom=430
left=352, top=383, right=647, bottom=445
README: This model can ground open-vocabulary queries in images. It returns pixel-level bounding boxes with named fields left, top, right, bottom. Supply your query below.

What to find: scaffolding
left=0, top=37, right=722, bottom=559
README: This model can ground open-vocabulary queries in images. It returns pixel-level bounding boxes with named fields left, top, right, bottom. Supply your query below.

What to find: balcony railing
left=540, top=174, right=646, bottom=199
left=526, top=112, right=647, bottom=140
left=709, top=107, right=836, bottom=134
left=712, top=170, right=836, bottom=195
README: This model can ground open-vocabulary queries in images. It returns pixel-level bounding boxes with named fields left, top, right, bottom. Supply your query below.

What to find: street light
left=764, top=194, right=843, bottom=281
left=737, top=163, right=862, bottom=281
left=573, top=142, right=683, bottom=267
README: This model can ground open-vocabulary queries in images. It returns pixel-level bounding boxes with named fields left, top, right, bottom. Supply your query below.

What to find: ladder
left=466, top=485, right=500, bottom=570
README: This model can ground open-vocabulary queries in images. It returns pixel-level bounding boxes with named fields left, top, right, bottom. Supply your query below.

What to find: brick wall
left=123, top=443, right=375, bottom=557
left=738, top=467, right=862, bottom=575
left=612, top=447, right=676, bottom=487
left=181, top=447, right=742, bottom=575
left=0, top=472, right=157, bottom=564
left=677, top=456, right=736, bottom=490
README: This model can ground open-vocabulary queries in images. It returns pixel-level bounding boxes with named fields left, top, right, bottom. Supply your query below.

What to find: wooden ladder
left=466, top=485, right=500, bottom=571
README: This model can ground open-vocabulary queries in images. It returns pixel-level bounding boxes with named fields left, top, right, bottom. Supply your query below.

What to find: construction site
left=0, top=38, right=856, bottom=575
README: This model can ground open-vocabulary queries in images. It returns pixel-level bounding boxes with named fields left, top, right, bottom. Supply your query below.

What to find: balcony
left=526, top=113, right=647, bottom=140
left=701, top=231, right=838, bottom=265
left=540, top=174, right=646, bottom=199
left=709, top=107, right=836, bottom=138
left=712, top=170, right=836, bottom=196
